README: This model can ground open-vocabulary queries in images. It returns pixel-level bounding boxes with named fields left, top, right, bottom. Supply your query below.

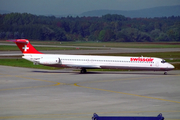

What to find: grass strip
left=0, top=59, right=59, bottom=70
left=61, top=42, right=180, bottom=48
left=0, top=45, right=107, bottom=51
left=28, top=41, right=180, bottom=48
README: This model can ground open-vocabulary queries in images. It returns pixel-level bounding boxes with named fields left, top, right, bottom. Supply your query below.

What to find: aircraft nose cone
left=168, top=64, right=175, bottom=69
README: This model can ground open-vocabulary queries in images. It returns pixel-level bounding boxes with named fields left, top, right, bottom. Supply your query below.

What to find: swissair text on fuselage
left=130, top=57, right=154, bottom=62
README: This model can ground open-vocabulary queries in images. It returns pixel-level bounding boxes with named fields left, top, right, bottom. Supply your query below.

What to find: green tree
left=98, top=30, right=106, bottom=41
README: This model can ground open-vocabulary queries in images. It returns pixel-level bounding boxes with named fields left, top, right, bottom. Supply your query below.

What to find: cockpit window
left=161, top=60, right=166, bottom=63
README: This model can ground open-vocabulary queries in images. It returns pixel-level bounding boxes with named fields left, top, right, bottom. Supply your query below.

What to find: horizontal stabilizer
left=7, top=39, right=29, bottom=44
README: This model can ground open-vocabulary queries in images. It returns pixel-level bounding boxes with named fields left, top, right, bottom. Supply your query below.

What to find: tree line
left=0, top=13, right=180, bottom=42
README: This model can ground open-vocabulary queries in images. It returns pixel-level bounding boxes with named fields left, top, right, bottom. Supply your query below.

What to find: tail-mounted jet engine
left=37, top=58, right=61, bottom=65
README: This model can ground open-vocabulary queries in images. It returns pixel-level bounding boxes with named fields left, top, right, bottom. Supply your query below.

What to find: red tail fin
left=7, top=39, right=42, bottom=54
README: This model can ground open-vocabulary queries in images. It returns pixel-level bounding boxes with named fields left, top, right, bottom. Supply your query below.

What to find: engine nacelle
left=38, top=58, right=61, bottom=65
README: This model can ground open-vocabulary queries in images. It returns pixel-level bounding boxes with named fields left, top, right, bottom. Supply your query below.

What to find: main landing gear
left=164, top=71, right=167, bottom=75
left=80, top=68, right=87, bottom=74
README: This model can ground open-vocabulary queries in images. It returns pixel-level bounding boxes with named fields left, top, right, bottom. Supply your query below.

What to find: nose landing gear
left=164, top=71, right=167, bottom=75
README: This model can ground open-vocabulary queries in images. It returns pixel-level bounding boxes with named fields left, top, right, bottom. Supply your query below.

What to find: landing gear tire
left=80, top=68, right=87, bottom=74
left=164, top=71, right=167, bottom=75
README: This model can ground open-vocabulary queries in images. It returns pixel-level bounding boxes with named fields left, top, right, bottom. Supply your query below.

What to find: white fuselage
left=23, top=54, right=174, bottom=71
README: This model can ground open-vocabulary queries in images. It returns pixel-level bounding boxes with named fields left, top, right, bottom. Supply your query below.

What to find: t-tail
left=7, top=39, right=42, bottom=54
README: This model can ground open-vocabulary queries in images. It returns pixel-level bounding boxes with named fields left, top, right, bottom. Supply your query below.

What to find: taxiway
left=0, top=66, right=180, bottom=120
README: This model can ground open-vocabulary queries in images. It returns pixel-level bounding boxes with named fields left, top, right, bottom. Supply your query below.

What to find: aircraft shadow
left=32, top=70, right=175, bottom=75
left=32, top=70, right=74, bottom=74
left=78, top=71, right=174, bottom=75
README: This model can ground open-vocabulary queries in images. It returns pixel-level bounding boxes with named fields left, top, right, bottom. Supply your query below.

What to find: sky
left=0, top=0, right=180, bottom=15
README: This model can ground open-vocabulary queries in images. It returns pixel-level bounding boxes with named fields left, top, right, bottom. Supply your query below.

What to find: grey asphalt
left=0, top=65, right=180, bottom=120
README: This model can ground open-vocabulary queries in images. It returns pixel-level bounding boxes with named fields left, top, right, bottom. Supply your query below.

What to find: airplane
left=7, top=39, right=174, bottom=75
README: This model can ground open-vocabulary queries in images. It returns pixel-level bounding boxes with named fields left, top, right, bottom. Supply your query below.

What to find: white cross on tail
left=22, top=45, right=29, bottom=52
